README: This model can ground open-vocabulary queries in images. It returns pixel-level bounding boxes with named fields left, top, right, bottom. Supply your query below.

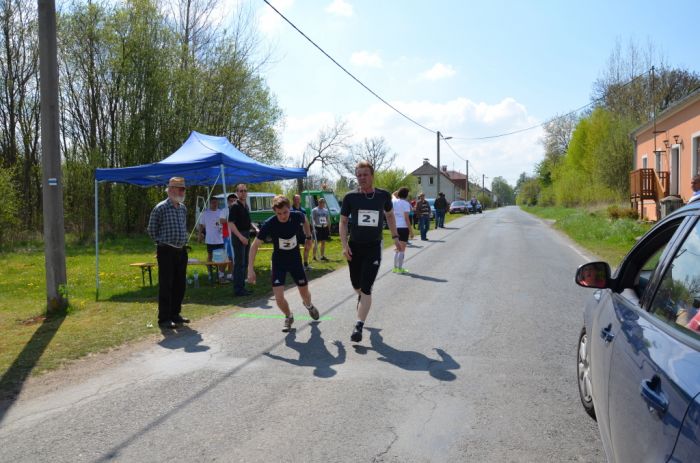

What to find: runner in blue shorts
left=247, top=195, right=320, bottom=332
left=340, top=161, right=400, bottom=342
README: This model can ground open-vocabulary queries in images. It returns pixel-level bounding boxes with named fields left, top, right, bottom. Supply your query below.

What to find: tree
left=490, top=176, right=515, bottom=206
left=516, top=178, right=540, bottom=206
left=340, top=136, right=396, bottom=177
left=373, top=168, right=418, bottom=196
left=297, top=118, right=351, bottom=193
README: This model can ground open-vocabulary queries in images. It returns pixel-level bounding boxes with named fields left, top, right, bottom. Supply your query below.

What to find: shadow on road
left=264, top=322, right=345, bottom=378
left=354, top=328, right=459, bottom=381
left=158, top=326, right=210, bottom=353
left=0, top=307, right=67, bottom=423
left=403, top=273, right=448, bottom=283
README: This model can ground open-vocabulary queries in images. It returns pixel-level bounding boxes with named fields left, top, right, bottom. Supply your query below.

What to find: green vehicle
left=204, top=192, right=276, bottom=228
left=300, top=190, right=342, bottom=232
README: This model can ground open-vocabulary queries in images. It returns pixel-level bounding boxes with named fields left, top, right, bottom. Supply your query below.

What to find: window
left=429, top=176, right=434, bottom=185
left=649, top=221, right=700, bottom=340
left=655, top=152, right=661, bottom=172
left=642, top=155, right=648, bottom=169
left=417, top=177, right=421, bottom=184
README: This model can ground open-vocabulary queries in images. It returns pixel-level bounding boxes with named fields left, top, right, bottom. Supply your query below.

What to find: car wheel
left=577, top=327, right=596, bottom=420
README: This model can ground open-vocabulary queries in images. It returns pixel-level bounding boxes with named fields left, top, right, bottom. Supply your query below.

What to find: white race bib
left=319, top=216, right=328, bottom=225
left=278, top=235, right=297, bottom=250
left=358, top=209, right=379, bottom=227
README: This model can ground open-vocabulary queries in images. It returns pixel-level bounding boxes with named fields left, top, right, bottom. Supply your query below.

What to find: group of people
left=147, top=161, right=444, bottom=342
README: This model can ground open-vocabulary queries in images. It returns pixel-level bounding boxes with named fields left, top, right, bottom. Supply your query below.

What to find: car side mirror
left=575, top=262, right=611, bottom=289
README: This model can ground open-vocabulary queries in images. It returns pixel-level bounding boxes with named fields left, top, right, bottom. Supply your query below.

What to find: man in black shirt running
left=247, top=195, right=320, bottom=332
left=340, top=161, right=400, bottom=342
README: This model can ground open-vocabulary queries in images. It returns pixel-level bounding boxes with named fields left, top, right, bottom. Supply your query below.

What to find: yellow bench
left=130, top=262, right=156, bottom=287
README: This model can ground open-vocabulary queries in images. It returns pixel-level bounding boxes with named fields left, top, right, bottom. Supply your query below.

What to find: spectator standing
left=690, top=175, right=700, bottom=203
left=247, top=195, right=320, bottom=332
left=147, top=177, right=190, bottom=329
left=311, top=197, right=331, bottom=261
left=220, top=193, right=237, bottom=280
left=391, top=187, right=414, bottom=273
left=292, top=194, right=313, bottom=271
left=434, top=192, right=448, bottom=229
left=415, top=193, right=431, bottom=241
left=199, top=197, right=225, bottom=280
left=228, top=184, right=257, bottom=296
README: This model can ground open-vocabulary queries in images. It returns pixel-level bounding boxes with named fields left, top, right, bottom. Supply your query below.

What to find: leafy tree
left=373, top=168, right=418, bottom=196
left=516, top=178, right=540, bottom=206
left=490, top=176, right=515, bottom=205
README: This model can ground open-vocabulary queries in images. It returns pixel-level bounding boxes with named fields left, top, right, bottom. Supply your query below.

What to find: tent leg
left=95, top=179, right=100, bottom=301
left=220, top=164, right=235, bottom=270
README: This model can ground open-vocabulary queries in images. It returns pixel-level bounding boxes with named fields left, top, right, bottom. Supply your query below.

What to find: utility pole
left=436, top=131, right=441, bottom=198
left=38, top=0, right=68, bottom=311
left=465, top=160, right=469, bottom=199
left=482, top=174, right=486, bottom=196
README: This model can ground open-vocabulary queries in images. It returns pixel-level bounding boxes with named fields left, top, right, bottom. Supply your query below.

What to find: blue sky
left=251, top=0, right=700, bottom=186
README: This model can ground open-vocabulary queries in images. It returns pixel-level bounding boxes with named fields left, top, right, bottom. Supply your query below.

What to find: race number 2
left=358, top=209, right=379, bottom=227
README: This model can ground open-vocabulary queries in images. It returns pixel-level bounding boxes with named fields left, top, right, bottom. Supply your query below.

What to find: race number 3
left=278, top=235, right=297, bottom=249
left=358, top=209, right=379, bottom=227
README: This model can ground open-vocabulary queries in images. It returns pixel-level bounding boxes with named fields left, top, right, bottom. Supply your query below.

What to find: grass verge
left=521, top=206, right=652, bottom=265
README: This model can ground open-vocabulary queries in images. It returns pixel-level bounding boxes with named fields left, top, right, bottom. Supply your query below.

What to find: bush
left=607, top=204, right=639, bottom=221
left=0, top=166, right=20, bottom=247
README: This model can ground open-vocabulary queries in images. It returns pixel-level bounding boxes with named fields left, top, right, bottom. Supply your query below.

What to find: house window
left=642, top=155, right=648, bottom=169
left=417, top=177, right=421, bottom=184
left=694, top=135, right=700, bottom=175
left=429, top=176, right=434, bottom=185
left=655, top=152, right=661, bottom=172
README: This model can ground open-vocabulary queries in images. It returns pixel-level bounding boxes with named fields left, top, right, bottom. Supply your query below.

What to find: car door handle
left=640, top=376, right=669, bottom=414
left=600, top=324, right=615, bottom=343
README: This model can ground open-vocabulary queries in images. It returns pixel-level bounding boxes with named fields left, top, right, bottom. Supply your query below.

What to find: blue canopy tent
left=93, top=131, right=306, bottom=297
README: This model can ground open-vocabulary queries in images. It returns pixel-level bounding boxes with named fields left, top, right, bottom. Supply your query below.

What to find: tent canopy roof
left=95, top=131, right=306, bottom=186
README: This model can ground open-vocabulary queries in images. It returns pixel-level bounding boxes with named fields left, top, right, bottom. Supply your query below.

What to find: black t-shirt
left=340, top=188, right=392, bottom=243
left=291, top=206, right=306, bottom=242
left=257, top=211, right=306, bottom=259
left=228, top=202, right=252, bottom=233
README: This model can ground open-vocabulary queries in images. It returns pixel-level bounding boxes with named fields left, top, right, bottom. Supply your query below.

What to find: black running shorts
left=397, top=227, right=409, bottom=242
left=271, top=256, right=308, bottom=287
left=348, top=241, right=382, bottom=295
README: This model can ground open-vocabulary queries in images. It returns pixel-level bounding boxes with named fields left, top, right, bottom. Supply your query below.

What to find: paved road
left=0, top=206, right=603, bottom=462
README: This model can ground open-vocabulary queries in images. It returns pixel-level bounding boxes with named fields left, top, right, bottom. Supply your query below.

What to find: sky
left=243, top=0, right=700, bottom=187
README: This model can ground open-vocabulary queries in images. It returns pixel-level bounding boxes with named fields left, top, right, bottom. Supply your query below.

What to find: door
left=671, top=147, right=680, bottom=195
left=606, top=218, right=700, bottom=462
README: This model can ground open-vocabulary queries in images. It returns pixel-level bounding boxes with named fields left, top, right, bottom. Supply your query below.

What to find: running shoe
left=320, top=256, right=329, bottom=261
left=350, top=323, right=363, bottom=342
left=283, top=316, right=294, bottom=332
left=392, top=267, right=400, bottom=273
left=306, top=304, right=320, bottom=320
left=398, top=268, right=409, bottom=274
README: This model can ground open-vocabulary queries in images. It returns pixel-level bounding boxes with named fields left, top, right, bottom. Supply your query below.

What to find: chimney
left=423, top=158, right=430, bottom=165
left=442, top=165, right=447, bottom=172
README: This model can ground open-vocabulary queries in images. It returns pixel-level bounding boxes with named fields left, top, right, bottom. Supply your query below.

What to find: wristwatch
left=392, top=235, right=399, bottom=240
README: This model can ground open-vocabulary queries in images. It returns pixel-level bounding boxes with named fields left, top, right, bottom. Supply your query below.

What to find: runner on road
left=247, top=195, right=320, bottom=332
left=340, top=161, right=400, bottom=342
left=392, top=187, right=414, bottom=273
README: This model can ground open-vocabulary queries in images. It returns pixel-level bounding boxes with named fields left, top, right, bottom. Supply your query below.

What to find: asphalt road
left=0, top=206, right=604, bottom=462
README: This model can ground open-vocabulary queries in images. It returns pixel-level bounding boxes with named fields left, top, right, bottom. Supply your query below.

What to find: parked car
left=574, top=202, right=700, bottom=462
left=467, top=199, right=482, bottom=214
left=449, top=200, right=468, bottom=214
left=426, top=198, right=436, bottom=220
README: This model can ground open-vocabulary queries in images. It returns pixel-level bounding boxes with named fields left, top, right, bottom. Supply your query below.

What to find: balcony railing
left=630, top=168, right=669, bottom=204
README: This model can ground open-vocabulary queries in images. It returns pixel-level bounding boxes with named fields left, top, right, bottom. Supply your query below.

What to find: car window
left=649, top=221, right=700, bottom=340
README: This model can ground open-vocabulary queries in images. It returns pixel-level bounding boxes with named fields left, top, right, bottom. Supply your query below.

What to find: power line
left=262, top=0, right=436, bottom=135
left=450, top=70, right=649, bottom=141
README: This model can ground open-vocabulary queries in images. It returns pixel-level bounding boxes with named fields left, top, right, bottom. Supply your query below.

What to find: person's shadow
left=264, top=322, right=346, bottom=378
left=158, top=326, right=210, bottom=353
left=356, top=328, right=459, bottom=381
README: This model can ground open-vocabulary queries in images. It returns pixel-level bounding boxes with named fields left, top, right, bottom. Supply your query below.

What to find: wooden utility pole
left=38, top=0, right=68, bottom=311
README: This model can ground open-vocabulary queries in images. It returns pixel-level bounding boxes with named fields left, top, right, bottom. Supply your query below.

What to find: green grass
left=522, top=206, right=652, bottom=265
left=0, top=224, right=428, bottom=397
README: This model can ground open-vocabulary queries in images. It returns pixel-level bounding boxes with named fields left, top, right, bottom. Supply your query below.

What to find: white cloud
left=258, top=0, right=294, bottom=35
left=350, top=51, right=382, bottom=68
left=280, top=97, right=543, bottom=186
left=420, top=63, right=456, bottom=81
left=325, top=0, right=354, bottom=17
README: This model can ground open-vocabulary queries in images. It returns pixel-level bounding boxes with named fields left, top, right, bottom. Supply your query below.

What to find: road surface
left=0, top=206, right=603, bottom=462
